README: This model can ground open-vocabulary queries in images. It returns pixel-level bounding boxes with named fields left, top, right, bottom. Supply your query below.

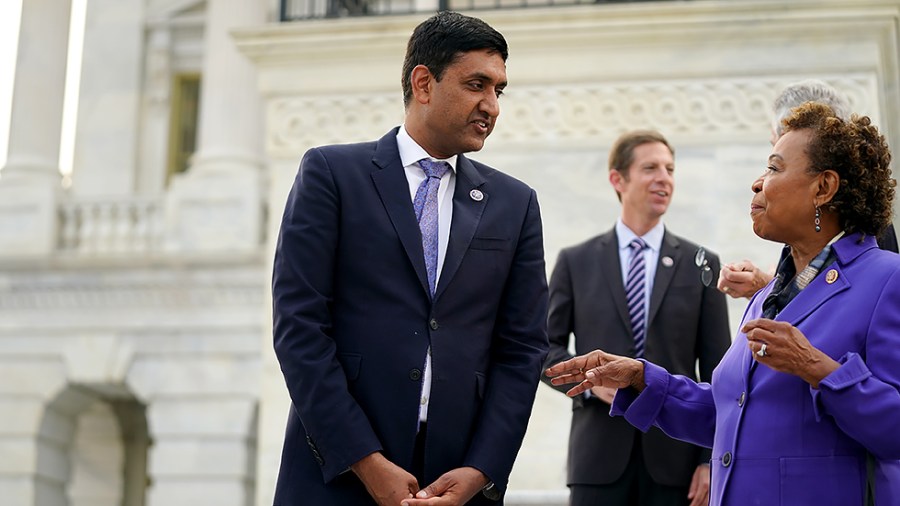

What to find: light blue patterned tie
left=414, top=159, right=450, bottom=295
left=626, top=238, right=648, bottom=357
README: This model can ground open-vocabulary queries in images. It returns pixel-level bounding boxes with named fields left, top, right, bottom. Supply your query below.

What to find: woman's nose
left=751, top=176, right=763, bottom=194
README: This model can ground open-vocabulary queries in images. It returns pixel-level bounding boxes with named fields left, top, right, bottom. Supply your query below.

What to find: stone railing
left=58, top=197, right=163, bottom=255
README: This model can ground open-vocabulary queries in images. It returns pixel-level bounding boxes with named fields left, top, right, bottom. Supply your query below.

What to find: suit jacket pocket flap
left=470, top=237, right=510, bottom=251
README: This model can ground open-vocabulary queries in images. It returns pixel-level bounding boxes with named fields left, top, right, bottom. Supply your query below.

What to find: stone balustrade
left=58, top=197, right=162, bottom=255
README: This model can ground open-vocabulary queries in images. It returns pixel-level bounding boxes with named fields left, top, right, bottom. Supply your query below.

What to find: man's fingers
left=418, top=473, right=454, bottom=499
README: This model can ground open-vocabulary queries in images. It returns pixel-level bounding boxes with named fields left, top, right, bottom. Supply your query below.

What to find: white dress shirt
left=396, top=125, right=457, bottom=423
left=615, top=218, right=665, bottom=331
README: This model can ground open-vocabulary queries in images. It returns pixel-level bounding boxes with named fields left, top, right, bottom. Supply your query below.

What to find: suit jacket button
left=738, top=391, right=746, bottom=407
left=409, top=369, right=422, bottom=381
left=722, top=451, right=732, bottom=467
left=429, top=319, right=439, bottom=330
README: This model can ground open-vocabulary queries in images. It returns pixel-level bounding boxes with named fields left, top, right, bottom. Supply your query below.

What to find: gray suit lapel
left=598, top=231, right=633, bottom=333
left=648, top=231, right=680, bottom=326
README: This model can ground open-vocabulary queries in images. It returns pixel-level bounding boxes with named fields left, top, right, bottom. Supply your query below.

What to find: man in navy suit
left=271, top=11, right=549, bottom=506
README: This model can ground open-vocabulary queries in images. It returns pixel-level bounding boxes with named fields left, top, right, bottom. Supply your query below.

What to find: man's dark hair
left=402, top=11, right=508, bottom=107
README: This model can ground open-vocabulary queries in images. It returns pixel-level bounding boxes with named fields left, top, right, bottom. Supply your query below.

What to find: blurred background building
left=0, top=0, right=898, bottom=505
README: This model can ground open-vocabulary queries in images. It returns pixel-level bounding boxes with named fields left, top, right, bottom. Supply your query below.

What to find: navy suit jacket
left=272, top=128, right=549, bottom=505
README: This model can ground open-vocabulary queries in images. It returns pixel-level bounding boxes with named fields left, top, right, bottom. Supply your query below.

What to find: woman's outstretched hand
left=544, top=349, right=646, bottom=398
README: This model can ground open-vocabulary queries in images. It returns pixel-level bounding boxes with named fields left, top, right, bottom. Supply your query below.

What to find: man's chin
left=460, top=139, right=486, bottom=154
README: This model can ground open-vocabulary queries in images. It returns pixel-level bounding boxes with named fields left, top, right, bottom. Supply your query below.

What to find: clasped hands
left=544, top=349, right=646, bottom=397
left=352, top=451, right=488, bottom=506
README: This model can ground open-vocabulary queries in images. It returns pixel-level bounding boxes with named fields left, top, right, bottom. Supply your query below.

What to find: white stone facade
left=1, top=1, right=899, bottom=505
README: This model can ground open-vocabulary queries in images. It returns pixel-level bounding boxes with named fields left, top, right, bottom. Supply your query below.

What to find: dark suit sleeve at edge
left=877, top=223, right=899, bottom=253
left=541, top=247, right=578, bottom=396
left=271, top=148, right=382, bottom=482
left=463, top=189, right=550, bottom=493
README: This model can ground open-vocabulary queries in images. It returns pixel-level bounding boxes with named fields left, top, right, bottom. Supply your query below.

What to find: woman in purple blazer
left=546, top=101, right=900, bottom=506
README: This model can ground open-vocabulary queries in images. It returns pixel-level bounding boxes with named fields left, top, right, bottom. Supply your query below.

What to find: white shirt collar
left=397, top=125, right=458, bottom=171
left=615, top=218, right=665, bottom=252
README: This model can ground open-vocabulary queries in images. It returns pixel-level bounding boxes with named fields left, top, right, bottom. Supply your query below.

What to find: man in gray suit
left=542, top=130, right=731, bottom=506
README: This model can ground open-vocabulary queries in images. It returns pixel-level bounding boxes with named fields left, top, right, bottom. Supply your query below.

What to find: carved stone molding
left=265, top=74, right=876, bottom=157
left=0, top=268, right=264, bottom=312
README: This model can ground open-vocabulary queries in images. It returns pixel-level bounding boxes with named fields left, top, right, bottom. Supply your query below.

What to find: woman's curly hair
left=782, top=101, right=896, bottom=237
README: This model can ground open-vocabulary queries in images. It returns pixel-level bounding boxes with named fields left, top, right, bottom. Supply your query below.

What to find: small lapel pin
left=661, top=256, right=674, bottom=267
left=825, top=269, right=839, bottom=284
left=469, top=189, right=484, bottom=202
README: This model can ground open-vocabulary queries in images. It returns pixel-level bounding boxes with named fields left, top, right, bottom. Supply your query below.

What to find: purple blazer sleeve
left=810, top=266, right=900, bottom=459
left=611, top=359, right=718, bottom=449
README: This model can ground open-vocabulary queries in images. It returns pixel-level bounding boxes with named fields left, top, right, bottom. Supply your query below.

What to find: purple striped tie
left=626, top=238, right=648, bottom=357
left=414, top=159, right=450, bottom=295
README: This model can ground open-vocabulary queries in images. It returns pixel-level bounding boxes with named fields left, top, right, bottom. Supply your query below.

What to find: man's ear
left=410, top=65, right=433, bottom=105
left=816, top=169, right=840, bottom=206
left=609, top=169, right=625, bottom=193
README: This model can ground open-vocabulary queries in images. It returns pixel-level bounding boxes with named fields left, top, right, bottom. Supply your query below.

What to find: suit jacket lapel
left=648, top=231, right=680, bottom=326
left=433, top=155, right=486, bottom=301
left=776, top=264, right=849, bottom=328
left=776, top=234, right=873, bottom=328
left=598, top=230, right=633, bottom=333
left=370, top=129, right=431, bottom=298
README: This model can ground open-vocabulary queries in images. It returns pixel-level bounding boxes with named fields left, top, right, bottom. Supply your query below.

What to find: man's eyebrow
left=466, top=71, right=506, bottom=86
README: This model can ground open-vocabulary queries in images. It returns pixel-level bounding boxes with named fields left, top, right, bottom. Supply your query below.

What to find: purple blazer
left=612, top=233, right=900, bottom=505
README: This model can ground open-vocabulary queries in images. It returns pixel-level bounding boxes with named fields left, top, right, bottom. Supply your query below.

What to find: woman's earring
left=814, top=205, right=821, bottom=233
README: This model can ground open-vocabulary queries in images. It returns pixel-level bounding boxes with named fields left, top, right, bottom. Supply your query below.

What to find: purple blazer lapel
left=775, top=264, right=849, bottom=328
left=776, top=233, right=876, bottom=329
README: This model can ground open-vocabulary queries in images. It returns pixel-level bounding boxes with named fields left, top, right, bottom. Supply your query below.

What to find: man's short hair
left=608, top=130, right=673, bottom=177
left=401, top=11, right=508, bottom=108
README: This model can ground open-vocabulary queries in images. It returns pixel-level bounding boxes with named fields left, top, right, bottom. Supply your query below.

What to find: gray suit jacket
left=542, top=227, right=730, bottom=487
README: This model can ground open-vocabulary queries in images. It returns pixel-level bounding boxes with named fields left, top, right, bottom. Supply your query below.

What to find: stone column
left=0, top=357, right=68, bottom=505
left=165, top=0, right=266, bottom=253
left=136, top=25, right=173, bottom=197
left=129, top=356, right=259, bottom=506
left=70, top=0, right=145, bottom=198
left=0, top=0, right=71, bottom=257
